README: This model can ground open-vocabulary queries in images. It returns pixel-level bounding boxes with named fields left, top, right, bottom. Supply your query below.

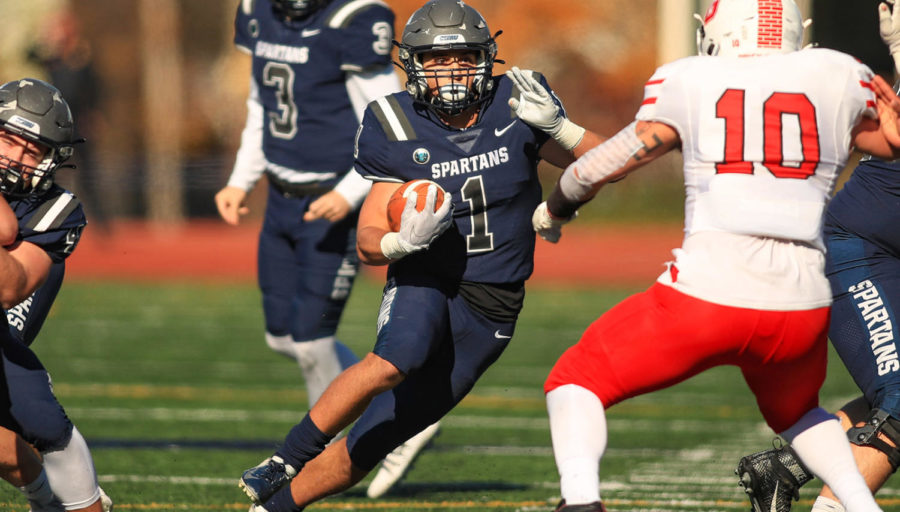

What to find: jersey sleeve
left=844, top=56, right=878, bottom=121
left=353, top=103, right=399, bottom=182
left=333, top=2, right=395, bottom=72
left=18, top=190, right=86, bottom=263
left=634, top=59, right=692, bottom=135
left=233, top=1, right=256, bottom=53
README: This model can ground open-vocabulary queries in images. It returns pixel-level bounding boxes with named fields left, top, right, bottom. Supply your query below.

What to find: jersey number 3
left=715, top=89, right=820, bottom=179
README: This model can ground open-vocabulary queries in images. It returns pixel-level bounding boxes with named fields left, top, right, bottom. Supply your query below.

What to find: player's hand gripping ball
left=387, top=179, right=447, bottom=232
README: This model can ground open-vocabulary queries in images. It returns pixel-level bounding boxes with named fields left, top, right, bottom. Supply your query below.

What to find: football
left=387, top=179, right=447, bottom=232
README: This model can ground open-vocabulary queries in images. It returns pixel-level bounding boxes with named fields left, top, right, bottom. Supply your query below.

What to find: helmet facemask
left=0, top=79, right=76, bottom=199
left=399, top=41, right=497, bottom=116
left=0, top=131, right=72, bottom=199
left=269, top=0, right=329, bottom=21
left=397, top=0, right=500, bottom=118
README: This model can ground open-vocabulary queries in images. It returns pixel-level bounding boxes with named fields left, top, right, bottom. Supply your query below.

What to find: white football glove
left=880, top=1, right=900, bottom=72
left=532, top=201, right=576, bottom=244
left=381, top=185, right=454, bottom=260
left=506, top=66, right=585, bottom=151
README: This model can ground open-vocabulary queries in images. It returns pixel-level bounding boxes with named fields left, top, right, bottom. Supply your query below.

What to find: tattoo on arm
left=631, top=126, right=664, bottom=162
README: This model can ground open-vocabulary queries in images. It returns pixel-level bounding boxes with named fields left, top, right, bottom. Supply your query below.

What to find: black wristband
left=545, top=185, right=583, bottom=219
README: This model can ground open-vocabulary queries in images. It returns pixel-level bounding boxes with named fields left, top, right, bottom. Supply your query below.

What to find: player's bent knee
left=360, top=353, right=405, bottom=390
left=14, top=402, right=73, bottom=453
left=847, top=408, right=900, bottom=472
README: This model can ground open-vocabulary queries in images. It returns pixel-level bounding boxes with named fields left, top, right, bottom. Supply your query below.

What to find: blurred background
left=0, top=0, right=892, bottom=227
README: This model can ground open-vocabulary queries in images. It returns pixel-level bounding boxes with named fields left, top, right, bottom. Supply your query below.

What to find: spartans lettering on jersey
left=6, top=295, right=33, bottom=332
left=850, top=280, right=900, bottom=376
left=254, top=40, right=309, bottom=64
left=431, top=147, right=509, bottom=180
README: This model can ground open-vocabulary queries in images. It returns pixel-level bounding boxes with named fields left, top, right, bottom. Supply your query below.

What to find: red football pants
left=545, top=282, right=830, bottom=433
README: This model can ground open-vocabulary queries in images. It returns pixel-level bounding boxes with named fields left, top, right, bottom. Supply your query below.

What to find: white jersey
left=636, top=48, right=877, bottom=310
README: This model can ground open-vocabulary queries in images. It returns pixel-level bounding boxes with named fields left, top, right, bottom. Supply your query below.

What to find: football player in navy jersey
left=0, top=79, right=109, bottom=512
left=237, top=1, right=602, bottom=510
left=216, top=0, right=442, bottom=499
left=735, top=4, right=900, bottom=512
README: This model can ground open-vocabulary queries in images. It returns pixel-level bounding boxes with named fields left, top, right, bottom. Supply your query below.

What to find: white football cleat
left=366, top=422, right=440, bottom=498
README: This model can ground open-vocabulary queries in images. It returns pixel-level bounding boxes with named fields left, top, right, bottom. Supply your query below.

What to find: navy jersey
left=826, top=158, right=900, bottom=255
left=235, top=0, right=394, bottom=177
left=4, top=186, right=85, bottom=345
left=354, top=74, right=558, bottom=284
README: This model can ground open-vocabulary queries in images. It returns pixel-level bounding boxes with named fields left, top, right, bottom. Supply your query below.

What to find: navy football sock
left=275, top=414, right=333, bottom=470
left=264, top=485, right=304, bottom=512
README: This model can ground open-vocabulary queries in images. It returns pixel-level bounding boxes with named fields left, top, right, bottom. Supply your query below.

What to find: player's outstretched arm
left=534, top=120, right=678, bottom=243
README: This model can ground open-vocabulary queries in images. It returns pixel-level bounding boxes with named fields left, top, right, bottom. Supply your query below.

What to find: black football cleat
left=735, top=444, right=813, bottom=512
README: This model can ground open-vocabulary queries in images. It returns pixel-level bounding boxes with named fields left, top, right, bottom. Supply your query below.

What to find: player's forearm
left=229, top=78, right=267, bottom=191
left=0, top=249, right=30, bottom=309
left=357, top=226, right=392, bottom=266
left=0, top=197, right=18, bottom=247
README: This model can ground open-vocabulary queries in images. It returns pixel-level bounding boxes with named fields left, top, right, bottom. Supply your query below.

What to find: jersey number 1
left=715, top=89, right=820, bottom=179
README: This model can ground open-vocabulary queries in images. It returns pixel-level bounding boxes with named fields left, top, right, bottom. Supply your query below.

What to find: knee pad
left=847, top=408, right=900, bottom=472
left=42, top=426, right=101, bottom=509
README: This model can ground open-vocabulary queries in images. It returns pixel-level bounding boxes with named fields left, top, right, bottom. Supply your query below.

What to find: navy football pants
left=826, top=226, right=900, bottom=416
left=0, top=331, right=72, bottom=452
left=345, top=272, right=516, bottom=470
left=258, top=184, right=359, bottom=341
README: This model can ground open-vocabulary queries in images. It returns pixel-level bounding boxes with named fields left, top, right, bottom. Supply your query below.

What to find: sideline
left=66, top=220, right=683, bottom=286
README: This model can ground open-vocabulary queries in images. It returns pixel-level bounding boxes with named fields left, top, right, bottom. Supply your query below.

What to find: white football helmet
left=696, top=0, right=808, bottom=57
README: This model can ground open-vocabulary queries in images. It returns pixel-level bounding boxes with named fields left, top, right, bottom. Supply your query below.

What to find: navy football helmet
left=270, top=0, right=330, bottom=21
left=0, top=79, right=76, bottom=198
left=397, top=0, right=499, bottom=116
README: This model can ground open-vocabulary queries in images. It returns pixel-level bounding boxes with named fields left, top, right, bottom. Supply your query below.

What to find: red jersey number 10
left=715, top=88, right=820, bottom=179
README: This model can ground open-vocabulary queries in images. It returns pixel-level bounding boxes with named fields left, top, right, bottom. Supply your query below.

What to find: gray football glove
left=381, top=185, right=453, bottom=259
left=506, top=66, right=586, bottom=150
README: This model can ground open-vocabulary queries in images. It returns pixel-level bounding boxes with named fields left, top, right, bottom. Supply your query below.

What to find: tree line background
left=0, top=0, right=889, bottom=225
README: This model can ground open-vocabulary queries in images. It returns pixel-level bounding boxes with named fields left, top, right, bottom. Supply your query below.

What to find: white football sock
left=813, top=496, right=847, bottom=512
left=19, top=468, right=56, bottom=508
left=42, top=426, right=101, bottom=510
left=264, top=332, right=295, bottom=359
left=788, top=418, right=880, bottom=512
left=292, top=336, right=357, bottom=406
left=547, top=384, right=606, bottom=505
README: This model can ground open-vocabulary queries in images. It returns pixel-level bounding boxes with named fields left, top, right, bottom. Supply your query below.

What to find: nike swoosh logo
left=494, top=330, right=512, bottom=339
left=494, top=121, right=516, bottom=137
left=301, top=29, right=321, bottom=37
left=770, top=481, right=779, bottom=512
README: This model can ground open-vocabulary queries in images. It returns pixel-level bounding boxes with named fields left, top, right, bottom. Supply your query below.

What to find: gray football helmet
left=0, top=79, right=76, bottom=198
left=397, top=0, right=499, bottom=116
left=269, top=0, right=330, bottom=21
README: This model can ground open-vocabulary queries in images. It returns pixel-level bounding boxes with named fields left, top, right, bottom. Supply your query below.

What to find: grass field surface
left=0, top=275, right=888, bottom=512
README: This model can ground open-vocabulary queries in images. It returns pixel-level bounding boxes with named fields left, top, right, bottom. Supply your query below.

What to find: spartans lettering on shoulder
left=431, top=147, right=510, bottom=180
left=849, top=279, right=900, bottom=376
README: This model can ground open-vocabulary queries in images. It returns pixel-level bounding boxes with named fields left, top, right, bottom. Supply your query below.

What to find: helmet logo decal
left=7, top=115, right=39, bottom=135
left=413, top=148, right=431, bottom=164
left=434, top=34, right=465, bottom=44
left=758, top=0, right=784, bottom=49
